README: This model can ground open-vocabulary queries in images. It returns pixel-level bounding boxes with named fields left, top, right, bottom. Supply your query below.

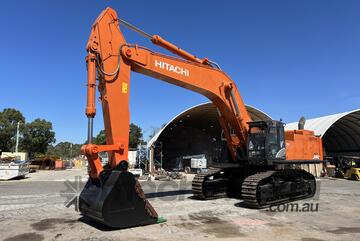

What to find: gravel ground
left=0, top=169, right=360, bottom=241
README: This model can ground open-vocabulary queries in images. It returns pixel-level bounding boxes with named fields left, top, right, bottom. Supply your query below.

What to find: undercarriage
left=192, top=167, right=316, bottom=208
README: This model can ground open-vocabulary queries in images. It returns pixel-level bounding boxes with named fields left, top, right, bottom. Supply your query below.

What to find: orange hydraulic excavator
left=79, top=7, right=323, bottom=229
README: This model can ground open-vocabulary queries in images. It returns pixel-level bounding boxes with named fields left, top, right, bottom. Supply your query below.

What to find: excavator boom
left=82, top=7, right=251, bottom=180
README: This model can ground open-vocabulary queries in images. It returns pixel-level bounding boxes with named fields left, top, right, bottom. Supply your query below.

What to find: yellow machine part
left=344, top=168, right=360, bottom=181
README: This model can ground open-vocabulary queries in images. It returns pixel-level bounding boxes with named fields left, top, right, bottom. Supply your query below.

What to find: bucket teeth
left=135, top=181, right=146, bottom=199
left=135, top=180, right=158, bottom=218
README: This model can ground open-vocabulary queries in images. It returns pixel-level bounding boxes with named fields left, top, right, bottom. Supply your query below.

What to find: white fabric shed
left=285, top=109, right=360, bottom=156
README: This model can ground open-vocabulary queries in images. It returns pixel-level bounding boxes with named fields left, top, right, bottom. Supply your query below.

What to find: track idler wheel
left=79, top=162, right=159, bottom=229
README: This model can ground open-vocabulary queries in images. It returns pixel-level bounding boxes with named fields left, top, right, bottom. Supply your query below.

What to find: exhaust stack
left=298, top=116, right=306, bottom=130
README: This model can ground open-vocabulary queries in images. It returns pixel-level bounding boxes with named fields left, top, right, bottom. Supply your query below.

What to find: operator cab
left=247, top=120, right=286, bottom=166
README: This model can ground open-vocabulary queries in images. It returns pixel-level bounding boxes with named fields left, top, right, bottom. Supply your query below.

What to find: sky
left=0, top=0, right=359, bottom=144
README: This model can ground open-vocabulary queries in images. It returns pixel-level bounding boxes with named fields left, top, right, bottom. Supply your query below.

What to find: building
left=147, top=102, right=271, bottom=172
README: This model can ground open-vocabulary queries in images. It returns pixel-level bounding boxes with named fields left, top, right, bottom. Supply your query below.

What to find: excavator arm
left=82, top=7, right=251, bottom=180
left=78, top=7, right=252, bottom=229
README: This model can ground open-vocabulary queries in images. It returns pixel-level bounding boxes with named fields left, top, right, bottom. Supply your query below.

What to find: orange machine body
left=285, top=130, right=323, bottom=161
left=82, top=7, right=323, bottom=179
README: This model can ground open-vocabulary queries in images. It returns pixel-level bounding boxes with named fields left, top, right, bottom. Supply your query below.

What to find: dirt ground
left=0, top=169, right=360, bottom=241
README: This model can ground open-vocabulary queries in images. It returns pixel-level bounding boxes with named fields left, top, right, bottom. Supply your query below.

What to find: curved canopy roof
left=285, top=109, right=360, bottom=153
left=147, top=102, right=271, bottom=148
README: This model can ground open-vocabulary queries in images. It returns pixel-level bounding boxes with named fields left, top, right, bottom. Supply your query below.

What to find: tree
left=93, top=123, right=144, bottom=148
left=129, top=123, right=143, bottom=148
left=21, top=118, right=56, bottom=158
left=0, top=108, right=25, bottom=152
left=148, top=123, right=167, bottom=140
left=46, top=142, right=82, bottom=158
left=93, top=129, right=106, bottom=145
